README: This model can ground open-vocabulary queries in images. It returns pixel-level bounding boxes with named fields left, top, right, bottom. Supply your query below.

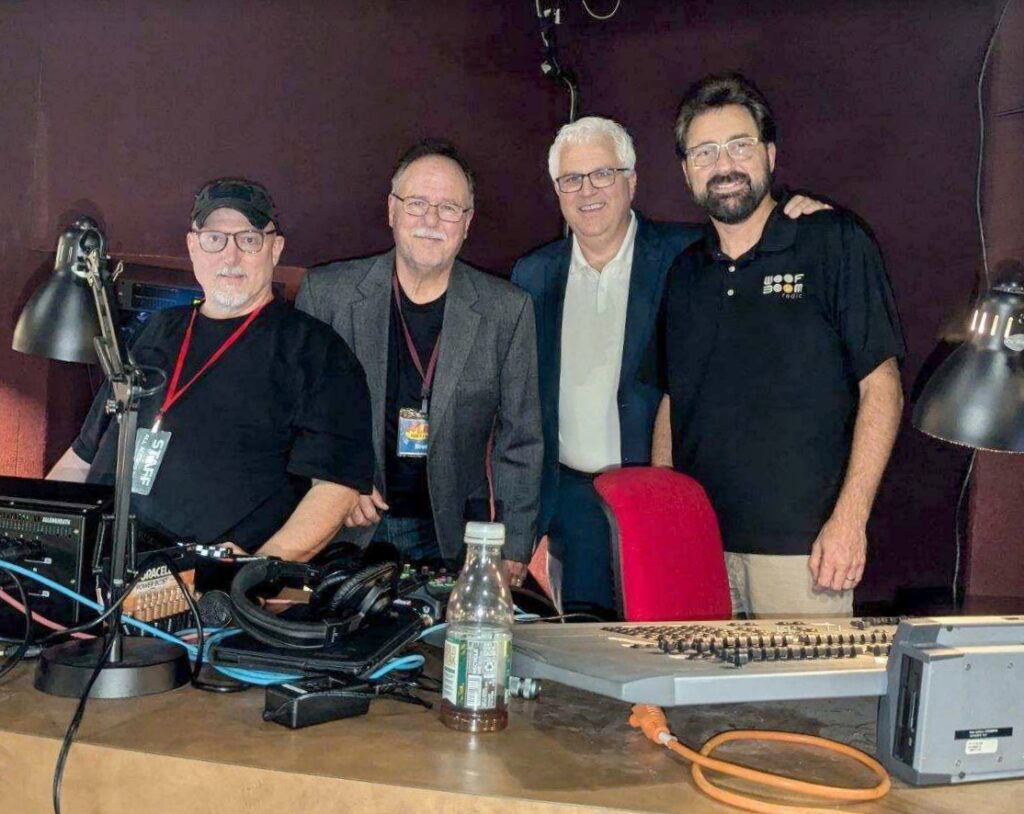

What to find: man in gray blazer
left=296, top=139, right=542, bottom=584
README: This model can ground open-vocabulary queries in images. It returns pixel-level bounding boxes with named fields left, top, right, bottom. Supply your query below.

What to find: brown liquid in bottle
left=439, top=698, right=509, bottom=733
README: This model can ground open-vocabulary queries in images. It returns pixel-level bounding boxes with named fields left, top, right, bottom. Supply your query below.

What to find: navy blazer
left=511, top=212, right=702, bottom=536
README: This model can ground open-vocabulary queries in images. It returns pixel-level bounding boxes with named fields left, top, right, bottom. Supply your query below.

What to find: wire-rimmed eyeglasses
left=190, top=229, right=278, bottom=254
left=684, top=137, right=760, bottom=169
left=390, top=193, right=472, bottom=223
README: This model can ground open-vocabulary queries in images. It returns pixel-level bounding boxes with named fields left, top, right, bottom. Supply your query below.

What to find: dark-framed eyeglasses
left=685, top=136, right=760, bottom=169
left=190, top=229, right=278, bottom=254
left=390, top=193, right=472, bottom=223
left=555, top=167, right=631, bottom=194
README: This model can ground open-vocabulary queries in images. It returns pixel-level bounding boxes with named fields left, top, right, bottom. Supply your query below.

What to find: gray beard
left=209, top=267, right=251, bottom=310
left=209, top=289, right=251, bottom=310
left=696, top=171, right=771, bottom=225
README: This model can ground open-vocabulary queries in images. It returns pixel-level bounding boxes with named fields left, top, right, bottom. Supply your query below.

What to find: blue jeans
left=371, top=515, right=443, bottom=563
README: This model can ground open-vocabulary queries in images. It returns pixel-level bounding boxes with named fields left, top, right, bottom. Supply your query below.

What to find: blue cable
left=0, top=559, right=301, bottom=685
left=418, top=622, right=447, bottom=640
left=0, top=558, right=424, bottom=687
left=368, top=653, right=425, bottom=679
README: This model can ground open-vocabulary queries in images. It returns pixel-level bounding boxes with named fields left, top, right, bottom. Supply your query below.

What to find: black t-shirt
left=73, top=298, right=374, bottom=551
left=384, top=287, right=446, bottom=518
left=655, top=207, right=905, bottom=555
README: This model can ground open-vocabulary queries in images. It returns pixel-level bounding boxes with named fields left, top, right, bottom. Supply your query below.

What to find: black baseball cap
left=190, top=177, right=280, bottom=231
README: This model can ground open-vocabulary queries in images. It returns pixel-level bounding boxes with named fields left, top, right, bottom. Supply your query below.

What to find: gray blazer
left=295, top=249, right=543, bottom=562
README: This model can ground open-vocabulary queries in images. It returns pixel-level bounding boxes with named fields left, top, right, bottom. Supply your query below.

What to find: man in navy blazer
left=512, top=116, right=825, bottom=616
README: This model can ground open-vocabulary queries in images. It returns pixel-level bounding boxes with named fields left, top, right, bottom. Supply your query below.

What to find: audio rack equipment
left=0, top=476, right=197, bottom=638
left=0, top=477, right=111, bottom=634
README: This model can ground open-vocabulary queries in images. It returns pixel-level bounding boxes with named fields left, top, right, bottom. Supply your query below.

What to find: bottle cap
left=464, top=521, right=505, bottom=547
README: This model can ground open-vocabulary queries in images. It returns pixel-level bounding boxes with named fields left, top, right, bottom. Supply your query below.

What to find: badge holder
left=34, top=224, right=190, bottom=699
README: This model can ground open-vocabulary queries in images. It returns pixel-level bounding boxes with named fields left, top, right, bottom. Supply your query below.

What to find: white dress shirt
left=558, top=211, right=638, bottom=473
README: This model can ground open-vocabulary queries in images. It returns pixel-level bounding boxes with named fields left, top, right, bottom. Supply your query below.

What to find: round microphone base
left=34, top=637, right=191, bottom=699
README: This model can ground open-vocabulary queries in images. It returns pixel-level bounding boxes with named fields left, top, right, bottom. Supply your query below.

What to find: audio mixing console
left=511, top=617, right=903, bottom=706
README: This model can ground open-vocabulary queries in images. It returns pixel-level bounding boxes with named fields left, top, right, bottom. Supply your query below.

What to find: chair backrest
left=594, top=467, right=731, bottom=621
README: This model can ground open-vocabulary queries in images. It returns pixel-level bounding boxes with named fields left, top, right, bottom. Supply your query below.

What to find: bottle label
left=442, top=631, right=510, bottom=710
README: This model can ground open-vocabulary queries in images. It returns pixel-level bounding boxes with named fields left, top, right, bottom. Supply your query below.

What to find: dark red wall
left=0, top=0, right=1017, bottom=606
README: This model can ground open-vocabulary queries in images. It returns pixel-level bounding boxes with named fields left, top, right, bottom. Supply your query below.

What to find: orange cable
left=629, top=704, right=890, bottom=814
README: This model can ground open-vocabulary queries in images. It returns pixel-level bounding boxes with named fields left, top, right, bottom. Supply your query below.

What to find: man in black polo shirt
left=652, top=73, right=905, bottom=617
left=47, top=179, right=375, bottom=561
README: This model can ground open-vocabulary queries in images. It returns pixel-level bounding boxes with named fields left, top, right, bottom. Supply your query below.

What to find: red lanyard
left=392, top=274, right=441, bottom=402
left=153, top=303, right=267, bottom=430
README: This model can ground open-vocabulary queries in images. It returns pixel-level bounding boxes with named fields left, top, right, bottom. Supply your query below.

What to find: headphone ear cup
left=326, top=562, right=397, bottom=618
left=309, top=566, right=354, bottom=614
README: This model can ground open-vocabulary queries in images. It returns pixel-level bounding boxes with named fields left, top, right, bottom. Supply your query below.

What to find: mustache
left=708, top=172, right=751, bottom=189
left=215, top=266, right=245, bottom=277
left=412, top=227, right=447, bottom=240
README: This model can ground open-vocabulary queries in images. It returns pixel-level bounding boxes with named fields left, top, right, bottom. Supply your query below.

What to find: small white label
left=441, top=639, right=461, bottom=705
left=965, top=739, right=998, bottom=755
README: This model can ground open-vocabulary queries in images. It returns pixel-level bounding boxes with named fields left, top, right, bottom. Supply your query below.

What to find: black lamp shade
left=12, top=220, right=102, bottom=364
left=912, top=281, right=1024, bottom=453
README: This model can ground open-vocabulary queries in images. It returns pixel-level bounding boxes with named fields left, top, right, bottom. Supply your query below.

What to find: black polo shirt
left=73, top=299, right=374, bottom=551
left=659, top=206, right=904, bottom=555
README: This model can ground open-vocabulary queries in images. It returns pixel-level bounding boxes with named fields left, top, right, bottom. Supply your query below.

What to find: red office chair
left=594, top=467, right=731, bottom=622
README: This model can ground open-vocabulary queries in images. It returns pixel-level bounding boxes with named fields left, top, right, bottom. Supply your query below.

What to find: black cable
left=0, top=571, right=33, bottom=682
left=414, top=675, right=443, bottom=694
left=135, top=364, right=169, bottom=399
left=952, top=450, right=976, bottom=609
left=521, top=612, right=605, bottom=623
left=37, top=564, right=150, bottom=643
left=147, top=550, right=249, bottom=694
left=52, top=607, right=118, bottom=814
left=948, top=0, right=1013, bottom=606
left=975, top=0, right=1015, bottom=293
left=38, top=548, right=183, bottom=644
left=511, top=584, right=558, bottom=613
left=50, top=547, right=251, bottom=814
left=535, top=0, right=581, bottom=124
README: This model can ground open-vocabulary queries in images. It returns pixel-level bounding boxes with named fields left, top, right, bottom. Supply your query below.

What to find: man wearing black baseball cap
left=47, top=178, right=375, bottom=562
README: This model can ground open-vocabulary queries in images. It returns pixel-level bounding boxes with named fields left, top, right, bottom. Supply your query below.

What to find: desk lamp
left=913, top=277, right=1024, bottom=452
left=12, top=217, right=190, bottom=698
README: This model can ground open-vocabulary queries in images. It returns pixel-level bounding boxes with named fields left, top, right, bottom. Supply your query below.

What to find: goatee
left=695, top=171, right=771, bottom=225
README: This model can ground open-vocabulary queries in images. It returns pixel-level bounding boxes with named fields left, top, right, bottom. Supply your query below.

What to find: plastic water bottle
left=440, top=521, right=514, bottom=732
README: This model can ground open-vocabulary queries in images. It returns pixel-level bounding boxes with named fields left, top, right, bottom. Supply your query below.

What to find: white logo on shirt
left=763, top=273, right=804, bottom=299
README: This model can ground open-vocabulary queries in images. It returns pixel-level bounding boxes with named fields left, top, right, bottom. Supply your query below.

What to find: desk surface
left=0, top=660, right=1020, bottom=814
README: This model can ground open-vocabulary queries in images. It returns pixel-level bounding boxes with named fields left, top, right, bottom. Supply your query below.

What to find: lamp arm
left=83, top=248, right=146, bottom=607
left=84, top=248, right=134, bottom=387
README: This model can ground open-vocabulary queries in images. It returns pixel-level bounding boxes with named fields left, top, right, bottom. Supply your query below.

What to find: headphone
left=229, top=558, right=399, bottom=650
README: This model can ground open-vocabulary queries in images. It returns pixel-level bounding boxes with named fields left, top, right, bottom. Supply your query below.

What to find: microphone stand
left=34, top=229, right=190, bottom=698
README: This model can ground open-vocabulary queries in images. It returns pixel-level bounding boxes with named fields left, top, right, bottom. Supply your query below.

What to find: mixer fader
left=604, top=617, right=901, bottom=667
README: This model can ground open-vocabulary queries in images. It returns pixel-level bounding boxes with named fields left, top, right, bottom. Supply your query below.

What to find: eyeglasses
left=191, top=229, right=278, bottom=254
left=390, top=193, right=472, bottom=223
left=555, top=167, right=630, bottom=194
left=685, top=137, right=760, bottom=169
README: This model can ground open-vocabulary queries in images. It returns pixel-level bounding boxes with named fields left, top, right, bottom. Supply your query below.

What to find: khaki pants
left=725, top=552, right=853, bottom=618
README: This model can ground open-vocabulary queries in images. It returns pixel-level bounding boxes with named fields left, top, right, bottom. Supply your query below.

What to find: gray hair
left=547, top=116, right=637, bottom=181
left=390, top=138, right=475, bottom=207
